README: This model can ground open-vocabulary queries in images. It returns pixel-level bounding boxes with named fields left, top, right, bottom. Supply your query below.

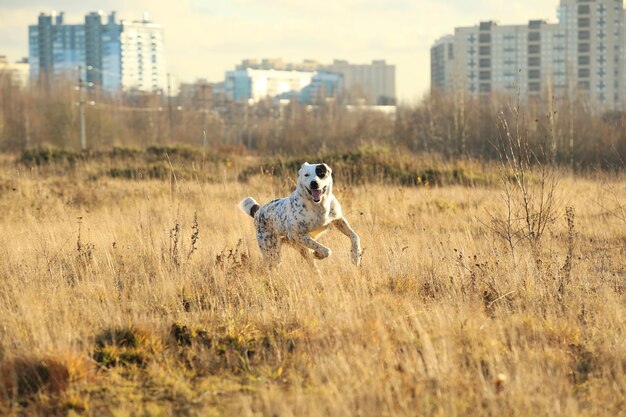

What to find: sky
left=0, top=0, right=560, bottom=103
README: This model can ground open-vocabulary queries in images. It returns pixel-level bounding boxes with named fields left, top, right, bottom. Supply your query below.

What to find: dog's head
left=298, top=162, right=333, bottom=204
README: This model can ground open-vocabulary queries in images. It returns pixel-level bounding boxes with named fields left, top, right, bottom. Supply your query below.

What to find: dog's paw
left=314, top=247, right=331, bottom=259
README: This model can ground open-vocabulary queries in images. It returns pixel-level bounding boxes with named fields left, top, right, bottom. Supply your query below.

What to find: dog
left=239, top=162, right=362, bottom=268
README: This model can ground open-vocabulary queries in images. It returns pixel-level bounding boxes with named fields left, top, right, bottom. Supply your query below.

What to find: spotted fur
left=239, top=162, right=362, bottom=268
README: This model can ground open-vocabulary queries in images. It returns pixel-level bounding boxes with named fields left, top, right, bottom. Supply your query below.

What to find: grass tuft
left=0, top=357, right=70, bottom=403
left=92, top=327, right=158, bottom=369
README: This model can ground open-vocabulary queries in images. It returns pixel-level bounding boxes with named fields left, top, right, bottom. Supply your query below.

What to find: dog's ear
left=299, top=162, right=309, bottom=175
left=321, top=163, right=332, bottom=178
left=315, top=163, right=329, bottom=179
left=322, top=163, right=333, bottom=182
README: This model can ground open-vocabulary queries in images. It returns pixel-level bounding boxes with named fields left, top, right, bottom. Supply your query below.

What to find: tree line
left=1, top=72, right=624, bottom=168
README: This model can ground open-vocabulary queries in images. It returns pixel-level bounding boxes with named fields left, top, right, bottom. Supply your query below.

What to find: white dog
left=239, top=162, right=362, bottom=268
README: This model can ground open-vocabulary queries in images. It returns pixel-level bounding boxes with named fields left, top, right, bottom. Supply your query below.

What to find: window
left=479, top=46, right=491, bottom=55
left=528, top=32, right=541, bottom=42
left=578, top=56, right=590, bottom=65
left=479, top=83, right=491, bottom=93
left=479, top=71, right=491, bottom=80
left=479, top=58, right=491, bottom=68
left=578, top=30, right=590, bottom=40
left=578, top=68, right=590, bottom=78
left=528, top=69, right=540, bottom=79
left=578, top=17, right=590, bottom=27
left=528, top=44, right=540, bottom=54
left=578, top=43, right=590, bottom=53
left=528, top=57, right=540, bottom=66
left=529, top=82, right=541, bottom=92
left=578, top=5, right=590, bottom=14
left=578, top=81, right=590, bottom=90
left=479, top=33, right=491, bottom=43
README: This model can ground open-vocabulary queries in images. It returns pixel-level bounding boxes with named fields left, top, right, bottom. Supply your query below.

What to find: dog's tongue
left=311, top=189, right=323, bottom=201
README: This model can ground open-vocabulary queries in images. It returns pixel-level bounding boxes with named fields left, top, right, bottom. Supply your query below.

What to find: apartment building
left=28, top=12, right=84, bottom=84
left=558, top=0, right=624, bottom=108
left=431, top=35, right=454, bottom=93
left=431, top=0, right=625, bottom=111
left=119, top=13, right=166, bottom=92
left=29, top=11, right=166, bottom=92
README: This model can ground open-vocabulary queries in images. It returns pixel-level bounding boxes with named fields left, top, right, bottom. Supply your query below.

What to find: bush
left=238, top=146, right=495, bottom=187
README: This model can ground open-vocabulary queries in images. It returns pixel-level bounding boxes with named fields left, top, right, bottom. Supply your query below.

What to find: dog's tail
left=239, top=197, right=260, bottom=218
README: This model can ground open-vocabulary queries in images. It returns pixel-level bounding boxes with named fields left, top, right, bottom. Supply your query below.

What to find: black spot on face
left=315, top=164, right=328, bottom=179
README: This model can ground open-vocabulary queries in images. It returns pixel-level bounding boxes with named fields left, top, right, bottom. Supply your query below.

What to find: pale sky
left=0, top=0, right=559, bottom=103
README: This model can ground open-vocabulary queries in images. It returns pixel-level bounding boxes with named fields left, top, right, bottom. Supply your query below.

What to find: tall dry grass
left=0, top=154, right=624, bottom=416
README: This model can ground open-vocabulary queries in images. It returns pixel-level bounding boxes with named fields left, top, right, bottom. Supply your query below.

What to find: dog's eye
left=304, top=174, right=310, bottom=177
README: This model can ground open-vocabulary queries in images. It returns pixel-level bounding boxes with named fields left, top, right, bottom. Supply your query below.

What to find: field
left=0, top=150, right=624, bottom=416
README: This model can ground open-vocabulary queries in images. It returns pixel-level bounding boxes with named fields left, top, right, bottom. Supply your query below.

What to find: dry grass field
left=0, top=151, right=624, bottom=416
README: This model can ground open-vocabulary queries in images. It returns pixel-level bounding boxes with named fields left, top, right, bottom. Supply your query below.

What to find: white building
left=119, top=13, right=166, bottom=92
left=232, top=58, right=396, bottom=104
left=0, top=56, right=29, bottom=88
left=558, top=0, right=624, bottom=108
left=225, top=68, right=315, bottom=102
left=325, top=59, right=396, bottom=104
left=431, top=0, right=626, bottom=111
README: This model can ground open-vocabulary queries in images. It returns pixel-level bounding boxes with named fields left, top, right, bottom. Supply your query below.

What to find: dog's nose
left=310, top=180, right=319, bottom=190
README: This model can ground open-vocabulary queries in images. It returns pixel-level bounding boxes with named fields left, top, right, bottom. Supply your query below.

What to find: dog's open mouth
left=306, top=186, right=327, bottom=203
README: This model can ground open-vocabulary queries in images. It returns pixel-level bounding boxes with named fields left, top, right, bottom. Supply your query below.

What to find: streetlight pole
left=167, top=72, right=173, bottom=142
left=78, top=65, right=87, bottom=150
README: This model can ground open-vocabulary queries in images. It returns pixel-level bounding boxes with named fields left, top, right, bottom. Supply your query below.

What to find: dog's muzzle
left=306, top=185, right=327, bottom=203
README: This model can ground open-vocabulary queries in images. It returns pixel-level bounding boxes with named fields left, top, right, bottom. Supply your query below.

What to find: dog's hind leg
left=257, top=231, right=282, bottom=268
left=296, top=245, right=321, bottom=274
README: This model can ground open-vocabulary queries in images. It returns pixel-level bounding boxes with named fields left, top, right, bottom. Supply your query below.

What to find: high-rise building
left=28, top=12, right=84, bottom=85
left=119, top=13, right=166, bottom=92
left=28, top=11, right=166, bottom=92
left=430, top=35, right=454, bottom=93
left=558, top=0, right=624, bottom=108
left=431, top=0, right=626, bottom=111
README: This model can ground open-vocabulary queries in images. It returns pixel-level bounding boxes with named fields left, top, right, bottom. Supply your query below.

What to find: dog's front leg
left=292, top=235, right=331, bottom=260
left=333, top=218, right=362, bottom=266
